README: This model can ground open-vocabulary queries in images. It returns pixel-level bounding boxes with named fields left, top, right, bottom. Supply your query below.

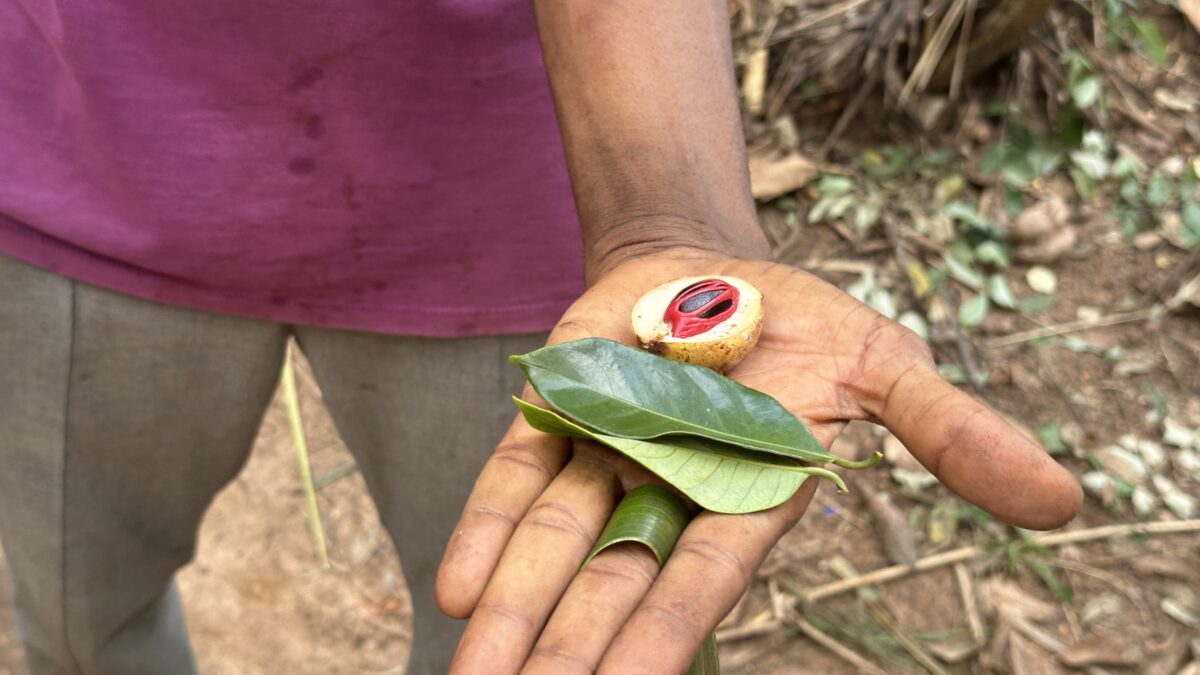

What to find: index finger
left=868, top=363, right=1082, bottom=529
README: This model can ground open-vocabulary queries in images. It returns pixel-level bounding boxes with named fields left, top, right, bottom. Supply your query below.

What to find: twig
left=819, top=71, right=881, bottom=157
left=790, top=615, right=892, bottom=675
left=1003, top=610, right=1117, bottom=675
left=987, top=306, right=1164, bottom=349
left=715, top=609, right=779, bottom=643
left=948, top=0, right=979, bottom=100
left=802, top=519, right=1200, bottom=602
left=954, top=563, right=986, bottom=648
left=768, top=0, right=875, bottom=45
left=830, top=557, right=951, bottom=675
left=282, top=342, right=331, bottom=569
left=900, top=0, right=968, bottom=105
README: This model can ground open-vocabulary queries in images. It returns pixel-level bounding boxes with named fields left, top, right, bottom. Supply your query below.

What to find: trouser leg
left=0, top=254, right=289, bottom=675
left=294, top=327, right=546, bottom=675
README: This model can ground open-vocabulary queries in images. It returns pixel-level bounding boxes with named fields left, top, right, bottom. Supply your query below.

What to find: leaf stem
left=830, top=451, right=884, bottom=470
left=797, top=466, right=849, bottom=493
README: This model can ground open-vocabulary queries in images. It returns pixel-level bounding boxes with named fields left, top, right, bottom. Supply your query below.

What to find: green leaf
left=1004, top=187, right=1028, bottom=219
left=512, top=338, right=842, bottom=466
left=1029, top=147, right=1064, bottom=177
left=1036, top=422, right=1069, bottom=455
left=980, top=142, right=1010, bottom=175
left=942, top=200, right=981, bottom=223
left=1120, top=178, right=1143, bottom=206
left=938, top=363, right=968, bottom=383
left=934, top=174, right=966, bottom=205
left=943, top=254, right=986, bottom=290
left=852, top=197, right=883, bottom=231
left=1070, top=75, right=1103, bottom=109
left=1112, top=151, right=1146, bottom=180
left=1146, top=172, right=1174, bottom=208
left=1001, top=155, right=1038, bottom=187
left=1130, top=17, right=1169, bottom=67
left=897, top=310, right=930, bottom=341
left=515, top=399, right=843, bottom=512
left=1070, top=149, right=1110, bottom=180
left=817, top=174, right=855, bottom=197
left=975, top=241, right=1011, bottom=268
left=987, top=274, right=1017, bottom=309
left=1015, top=293, right=1055, bottom=314
left=587, top=486, right=719, bottom=675
left=958, top=294, right=990, bottom=327
left=1182, top=197, right=1200, bottom=248
left=1113, top=203, right=1148, bottom=238
left=1070, top=167, right=1098, bottom=201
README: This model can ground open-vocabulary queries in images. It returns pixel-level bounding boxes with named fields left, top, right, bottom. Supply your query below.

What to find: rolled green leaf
left=587, top=483, right=689, bottom=565
left=588, top=485, right=719, bottom=675
left=512, top=338, right=879, bottom=470
left=515, top=398, right=847, bottom=513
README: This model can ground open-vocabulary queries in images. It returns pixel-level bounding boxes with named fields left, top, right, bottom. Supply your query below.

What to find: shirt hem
left=0, top=229, right=575, bottom=337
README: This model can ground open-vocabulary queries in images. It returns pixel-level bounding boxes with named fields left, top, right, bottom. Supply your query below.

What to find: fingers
left=448, top=450, right=622, bottom=675
left=597, top=481, right=817, bottom=675
left=436, top=409, right=572, bottom=619
left=871, top=363, right=1082, bottom=530
left=521, top=542, right=661, bottom=675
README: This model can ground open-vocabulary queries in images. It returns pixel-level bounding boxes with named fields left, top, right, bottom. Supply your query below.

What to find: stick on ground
left=803, top=519, right=1200, bottom=602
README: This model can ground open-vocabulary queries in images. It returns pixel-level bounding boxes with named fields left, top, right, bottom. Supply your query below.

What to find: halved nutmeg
left=631, top=275, right=764, bottom=373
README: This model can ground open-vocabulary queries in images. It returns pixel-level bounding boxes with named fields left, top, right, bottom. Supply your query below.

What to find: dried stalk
left=802, top=519, right=1200, bottom=602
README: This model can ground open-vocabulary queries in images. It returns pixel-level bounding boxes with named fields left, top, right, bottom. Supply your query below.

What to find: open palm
left=438, top=249, right=1081, bottom=675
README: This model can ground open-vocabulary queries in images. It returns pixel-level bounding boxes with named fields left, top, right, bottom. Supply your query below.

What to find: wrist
left=582, top=213, right=770, bottom=286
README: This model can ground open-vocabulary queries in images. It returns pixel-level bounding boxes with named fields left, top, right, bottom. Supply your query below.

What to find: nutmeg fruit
left=631, top=275, right=764, bottom=373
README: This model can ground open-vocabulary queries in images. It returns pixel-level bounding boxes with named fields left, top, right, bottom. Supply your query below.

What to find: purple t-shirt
left=0, top=0, right=584, bottom=336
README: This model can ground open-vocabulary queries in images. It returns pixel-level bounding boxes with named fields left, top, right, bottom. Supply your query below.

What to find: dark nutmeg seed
left=663, top=279, right=740, bottom=339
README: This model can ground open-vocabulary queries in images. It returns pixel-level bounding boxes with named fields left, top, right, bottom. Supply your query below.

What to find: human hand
left=437, top=247, right=1082, bottom=674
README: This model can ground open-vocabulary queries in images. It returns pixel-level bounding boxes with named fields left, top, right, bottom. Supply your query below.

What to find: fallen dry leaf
left=1131, top=555, right=1200, bottom=584
left=928, top=637, right=979, bottom=664
left=983, top=578, right=1059, bottom=622
left=1058, top=635, right=1139, bottom=668
left=1010, top=630, right=1067, bottom=675
left=1015, top=226, right=1078, bottom=264
left=748, top=148, right=818, bottom=200
left=863, top=491, right=918, bottom=567
left=1143, top=628, right=1191, bottom=675
left=1010, top=197, right=1070, bottom=242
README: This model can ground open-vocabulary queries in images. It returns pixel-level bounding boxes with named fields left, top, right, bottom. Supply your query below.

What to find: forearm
left=531, top=1, right=771, bottom=283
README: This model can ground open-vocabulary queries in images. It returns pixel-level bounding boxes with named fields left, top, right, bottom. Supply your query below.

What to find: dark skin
left=436, top=3, right=1084, bottom=673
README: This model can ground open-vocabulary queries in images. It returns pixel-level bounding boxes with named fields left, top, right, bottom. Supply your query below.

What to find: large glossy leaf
left=512, top=338, right=875, bottom=469
left=587, top=485, right=718, bottom=675
left=514, top=399, right=846, bottom=513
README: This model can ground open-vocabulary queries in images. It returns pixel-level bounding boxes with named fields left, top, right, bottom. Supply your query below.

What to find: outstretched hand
left=437, top=248, right=1082, bottom=675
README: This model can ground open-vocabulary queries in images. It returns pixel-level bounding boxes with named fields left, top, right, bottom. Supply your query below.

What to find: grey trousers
left=0, top=253, right=545, bottom=674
